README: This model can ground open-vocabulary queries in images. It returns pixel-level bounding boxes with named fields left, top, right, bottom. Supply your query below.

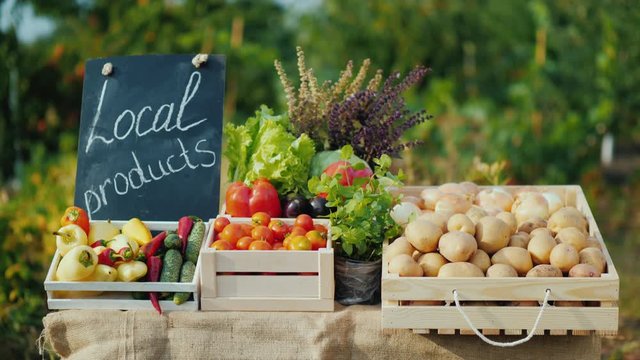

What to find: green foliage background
left=1, top=0, right=639, bottom=358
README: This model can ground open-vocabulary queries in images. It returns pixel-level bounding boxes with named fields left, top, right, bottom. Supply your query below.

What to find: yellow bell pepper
left=117, top=261, right=147, bottom=282
left=54, top=264, right=118, bottom=298
left=55, top=245, right=98, bottom=281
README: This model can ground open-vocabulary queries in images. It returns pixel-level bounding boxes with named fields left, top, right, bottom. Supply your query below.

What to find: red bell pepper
left=177, top=216, right=194, bottom=255
left=225, top=179, right=281, bottom=218
left=97, top=248, right=123, bottom=267
left=146, top=255, right=163, bottom=315
left=60, top=206, right=91, bottom=236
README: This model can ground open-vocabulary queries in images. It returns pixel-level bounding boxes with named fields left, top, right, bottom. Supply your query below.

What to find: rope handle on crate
left=452, top=288, right=551, bottom=347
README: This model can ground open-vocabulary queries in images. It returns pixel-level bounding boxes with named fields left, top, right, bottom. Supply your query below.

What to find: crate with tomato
left=199, top=213, right=334, bottom=312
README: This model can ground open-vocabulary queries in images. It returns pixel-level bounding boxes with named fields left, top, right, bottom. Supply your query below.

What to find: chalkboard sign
left=74, top=54, right=225, bottom=221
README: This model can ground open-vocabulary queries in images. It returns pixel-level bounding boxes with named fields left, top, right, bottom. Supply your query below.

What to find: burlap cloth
left=43, top=304, right=600, bottom=359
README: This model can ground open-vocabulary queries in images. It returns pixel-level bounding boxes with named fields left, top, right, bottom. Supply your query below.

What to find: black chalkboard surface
left=74, top=54, right=225, bottom=221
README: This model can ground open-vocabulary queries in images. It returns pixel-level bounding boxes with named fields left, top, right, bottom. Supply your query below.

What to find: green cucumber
left=164, top=233, right=181, bottom=250
left=159, top=249, right=183, bottom=298
left=173, top=261, right=196, bottom=305
left=185, top=221, right=206, bottom=264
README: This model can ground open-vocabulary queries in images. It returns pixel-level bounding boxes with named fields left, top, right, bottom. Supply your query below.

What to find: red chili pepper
left=140, top=231, right=168, bottom=259
left=146, top=256, right=163, bottom=315
left=225, top=179, right=281, bottom=218
left=97, top=248, right=122, bottom=267
left=177, top=217, right=194, bottom=255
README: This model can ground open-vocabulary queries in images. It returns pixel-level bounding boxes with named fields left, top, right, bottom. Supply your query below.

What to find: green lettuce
left=224, top=105, right=316, bottom=195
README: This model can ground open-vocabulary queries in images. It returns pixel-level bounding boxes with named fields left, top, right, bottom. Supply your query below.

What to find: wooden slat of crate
left=200, top=297, right=334, bottom=312
left=382, top=305, right=618, bottom=331
left=213, top=251, right=319, bottom=272
left=215, top=275, right=318, bottom=298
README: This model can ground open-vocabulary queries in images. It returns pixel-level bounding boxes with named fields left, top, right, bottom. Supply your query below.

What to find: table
left=42, top=304, right=601, bottom=359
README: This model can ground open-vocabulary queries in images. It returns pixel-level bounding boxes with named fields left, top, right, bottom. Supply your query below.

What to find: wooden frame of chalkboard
left=44, top=220, right=209, bottom=311
left=73, top=54, right=225, bottom=222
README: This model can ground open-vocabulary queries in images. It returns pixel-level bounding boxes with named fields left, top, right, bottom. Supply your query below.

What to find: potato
left=508, top=232, right=530, bottom=248
left=402, top=195, right=424, bottom=209
left=549, top=243, right=579, bottom=272
left=555, top=227, right=588, bottom=251
left=412, top=250, right=422, bottom=262
left=585, top=236, right=602, bottom=250
left=405, top=220, right=442, bottom=253
left=439, top=182, right=465, bottom=194
left=476, top=188, right=514, bottom=212
left=486, top=263, right=518, bottom=277
left=496, top=212, right=517, bottom=234
left=517, top=217, right=547, bottom=234
left=390, top=202, right=422, bottom=226
left=469, top=249, right=491, bottom=273
left=466, top=205, right=489, bottom=224
left=569, top=263, right=601, bottom=278
left=447, top=214, right=476, bottom=235
left=384, top=237, right=415, bottom=263
left=435, top=193, right=472, bottom=214
left=475, top=216, right=511, bottom=254
left=459, top=181, right=479, bottom=198
left=439, top=231, right=478, bottom=262
left=530, top=227, right=553, bottom=238
left=420, top=188, right=444, bottom=210
left=527, top=232, right=556, bottom=264
left=418, top=252, right=448, bottom=277
left=388, top=254, right=424, bottom=277
left=512, top=192, right=550, bottom=224
left=491, top=247, right=533, bottom=276
left=542, top=192, right=563, bottom=214
left=579, top=247, right=606, bottom=273
left=438, top=262, right=484, bottom=277
left=526, top=264, right=563, bottom=277
left=548, top=207, right=588, bottom=234
left=416, top=212, right=449, bottom=233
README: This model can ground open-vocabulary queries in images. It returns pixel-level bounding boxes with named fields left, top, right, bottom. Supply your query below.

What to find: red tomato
left=210, top=240, right=232, bottom=250
left=294, top=214, right=314, bottom=231
left=272, top=242, right=285, bottom=250
left=225, top=182, right=251, bottom=217
left=219, top=223, right=245, bottom=248
left=323, top=161, right=355, bottom=186
left=235, top=236, right=253, bottom=250
left=251, top=212, right=271, bottom=226
left=305, top=230, right=327, bottom=250
left=60, top=206, right=90, bottom=236
left=214, top=217, right=231, bottom=233
left=289, top=235, right=312, bottom=251
left=268, top=220, right=289, bottom=241
left=288, top=226, right=307, bottom=238
left=313, top=224, right=328, bottom=235
left=251, top=225, right=274, bottom=245
left=249, top=240, right=272, bottom=251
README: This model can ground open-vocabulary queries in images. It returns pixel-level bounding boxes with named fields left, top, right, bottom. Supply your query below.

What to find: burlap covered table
left=43, top=304, right=600, bottom=359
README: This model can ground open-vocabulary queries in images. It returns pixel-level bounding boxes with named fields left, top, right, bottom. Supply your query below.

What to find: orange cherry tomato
left=251, top=212, right=271, bottom=227
left=282, top=237, right=292, bottom=250
left=288, top=226, right=307, bottom=238
left=210, top=239, right=233, bottom=250
left=251, top=225, right=274, bottom=245
left=294, top=214, right=314, bottom=231
left=289, top=235, right=312, bottom=251
left=235, top=236, right=253, bottom=250
left=313, top=224, right=328, bottom=235
left=272, top=242, right=285, bottom=250
left=60, top=206, right=90, bottom=236
left=219, top=223, right=245, bottom=248
left=214, top=217, right=231, bottom=233
left=249, top=240, right=272, bottom=250
left=241, top=223, right=253, bottom=236
left=305, top=230, right=327, bottom=250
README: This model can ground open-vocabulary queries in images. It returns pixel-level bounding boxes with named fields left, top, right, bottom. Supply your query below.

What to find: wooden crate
left=382, top=185, right=619, bottom=336
left=44, top=220, right=208, bottom=311
left=200, top=217, right=334, bottom=311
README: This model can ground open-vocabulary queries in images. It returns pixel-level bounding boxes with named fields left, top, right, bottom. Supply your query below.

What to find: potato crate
left=200, top=217, right=334, bottom=311
left=382, top=185, right=619, bottom=337
left=44, top=220, right=208, bottom=311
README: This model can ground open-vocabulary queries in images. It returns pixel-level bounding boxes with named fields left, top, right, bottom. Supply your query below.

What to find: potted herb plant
left=309, top=146, right=403, bottom=305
